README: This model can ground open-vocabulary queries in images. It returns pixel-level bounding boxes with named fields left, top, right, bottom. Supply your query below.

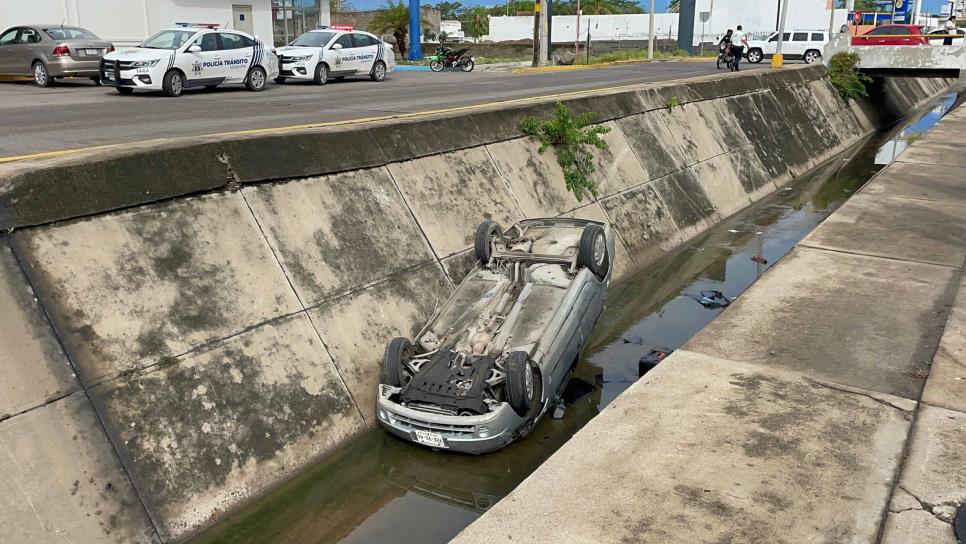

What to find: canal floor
left=190, top=94, right=959, bottom=544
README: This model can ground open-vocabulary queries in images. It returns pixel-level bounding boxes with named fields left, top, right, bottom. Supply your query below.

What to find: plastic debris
left=639, top=347, right=673, bottom=376
left=686, top=290, right=732, bottom=308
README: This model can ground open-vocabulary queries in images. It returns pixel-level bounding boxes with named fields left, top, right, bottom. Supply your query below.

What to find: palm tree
left=369, top=0, right=411, bottom=57
left=465, top=6, right=489, bottom=40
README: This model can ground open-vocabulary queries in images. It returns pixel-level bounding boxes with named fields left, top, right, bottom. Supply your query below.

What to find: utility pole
left=828, top=0, right=836, bottom=36
left=648, top=0, right=655, bottom=59
left=547, top=0, right=553, bottom=62
left=532, top=0, right=540, bottom=66
left=772, top=0, right=790, bottom=67
left=575, top=0, right=581, bottom=61
left=408, top=0, right=422, bottom=60
left=539, top=0, right=549, bottom=65
left=283, top=0, right=290, bottom=44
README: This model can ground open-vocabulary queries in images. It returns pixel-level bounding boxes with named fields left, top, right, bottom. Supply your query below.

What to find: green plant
left=666, top=95, right=680, bottom=110
left=369, top=0, right=433, bottom=58
left=520, top=102, right=610, bottom=201
left=828, top=51, right=871, bottom=101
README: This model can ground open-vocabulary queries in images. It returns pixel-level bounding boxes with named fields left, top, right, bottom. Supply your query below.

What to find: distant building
left=0, top=0, right=334, bottom=48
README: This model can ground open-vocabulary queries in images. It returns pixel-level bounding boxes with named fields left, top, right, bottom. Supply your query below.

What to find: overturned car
left=376, top=218, right=615, bottom=454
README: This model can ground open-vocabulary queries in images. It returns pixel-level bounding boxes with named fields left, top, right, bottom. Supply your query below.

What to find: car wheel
left=246, top=66, right=266, bottom=91
left=474, top=221, right=504, bottom=264
left=116, top=86, right=134, bottom=95
left=371, top=60, right=387, bottom=82
left=382, top=337, right=414, bottom=387
left=461, top=59, right=475, bottom=72
left=505, top=352, right=536, bottom=417
left=578, top=224, right=609, bottom=280
left=32, top=61, right=53, bottom=87
left=747, top=48, right=763, bottom=64
left=803, top=50, right=821, bottom=64
left=162, top=70, right=184, bottom=97
left=314, top=63, right=328, bottom=85
left=274, top=76, right=286, bottom=84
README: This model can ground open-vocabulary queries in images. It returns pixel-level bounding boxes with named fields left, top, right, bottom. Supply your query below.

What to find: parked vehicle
left=100, top=24, right=278, bottom=97
left=275, top=28, right=394, bottom=85
left=0, top=25, right=113, bottom=87
left=745, top=30, right=828, bottom=64
left=927, top=27, right=965, bottom=46
left=376, top=218, right=615, bottom=454
left=429, top=45, right=474, bottom=72
left=851, top=24, right=928, bottom=46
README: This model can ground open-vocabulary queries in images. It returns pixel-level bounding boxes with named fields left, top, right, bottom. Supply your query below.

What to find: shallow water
left=190, top=94, right=959, bottom=544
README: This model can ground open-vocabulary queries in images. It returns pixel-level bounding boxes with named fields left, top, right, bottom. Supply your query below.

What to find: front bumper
left=100, top=60, right=161, bottom=89
left=376, top=385, right=525, bottom=455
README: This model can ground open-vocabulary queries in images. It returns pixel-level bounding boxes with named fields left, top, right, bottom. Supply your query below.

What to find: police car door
left=185, top=31, right=228, bottom=87
left=351, top=33, right=378, bottom=72
left=218, top=32, right=254, bottom=83
left=330, top=33, right=358, bottom=75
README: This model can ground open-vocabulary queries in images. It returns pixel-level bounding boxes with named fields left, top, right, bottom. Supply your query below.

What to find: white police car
left=100, top=24, right=278, bottom=97
left=275, top=27, right=394, bottom=85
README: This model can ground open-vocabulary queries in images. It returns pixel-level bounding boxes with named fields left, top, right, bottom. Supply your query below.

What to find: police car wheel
left=314, top=63, right=328, bottom=85
left=246, top=66, right=266, bottom=91
left=370, top=61, right=387, bottom=82
left=162, top=70, right=184, bottom=97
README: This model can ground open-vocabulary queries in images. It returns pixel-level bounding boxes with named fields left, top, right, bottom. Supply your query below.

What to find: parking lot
left=0, top=61, right=763, bottom=159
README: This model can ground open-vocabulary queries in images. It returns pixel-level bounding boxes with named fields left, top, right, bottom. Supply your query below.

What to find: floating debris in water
left=639, top=347, right=673, bottom=377
left=751, top=256, right=768, bottom=265
left=686, top=290, right=732, bottom=309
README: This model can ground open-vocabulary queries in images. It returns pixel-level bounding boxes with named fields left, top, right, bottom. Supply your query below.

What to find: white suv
left=745, top=30, right=828, bottom=64
left=275, top=28, right=394, bottom=85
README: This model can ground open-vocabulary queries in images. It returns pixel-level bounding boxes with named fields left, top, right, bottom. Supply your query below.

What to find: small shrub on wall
left=520, top=103, right=610, bottom=202
left=829, top=52, right=872, bottom=101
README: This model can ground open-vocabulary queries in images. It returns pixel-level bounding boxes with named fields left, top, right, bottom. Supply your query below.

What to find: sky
left=345, top=0, right=950, bottom=15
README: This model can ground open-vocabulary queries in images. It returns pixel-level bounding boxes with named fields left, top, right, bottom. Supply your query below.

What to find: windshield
left=290, top=31, right=336, bottom=47
left=44, top=27, right=98, bottom=40
left=140, top=29, right=197, bottom=50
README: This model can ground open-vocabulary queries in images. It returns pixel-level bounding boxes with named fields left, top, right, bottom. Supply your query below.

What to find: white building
left=487, top=0, right=848, bottom=45
left=0, top=0, right=328, bottom=47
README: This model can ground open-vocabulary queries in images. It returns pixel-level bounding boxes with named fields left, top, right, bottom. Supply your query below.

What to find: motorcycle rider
left=718, top=29, right=733, bottom=62
left=730, top=24, right=748, bottom=71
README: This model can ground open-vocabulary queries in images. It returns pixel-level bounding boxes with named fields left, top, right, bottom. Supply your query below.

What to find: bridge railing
left=824, top=33, right=965, bottom=77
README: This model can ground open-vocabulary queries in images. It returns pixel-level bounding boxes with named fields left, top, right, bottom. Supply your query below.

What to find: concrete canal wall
left=454, top=93, right=966, bottom=544
left=0, top=66, right=956, bottom=542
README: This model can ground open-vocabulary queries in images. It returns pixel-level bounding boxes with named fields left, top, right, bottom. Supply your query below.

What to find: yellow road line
left=511, top=56, right=715, bottom=74
left=0, top=80, right=672, bottom=164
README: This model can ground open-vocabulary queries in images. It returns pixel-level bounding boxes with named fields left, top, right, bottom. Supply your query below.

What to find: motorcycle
left=429, top=45, right=475, bottom=72
left=716, top=41, right=733, bottom=70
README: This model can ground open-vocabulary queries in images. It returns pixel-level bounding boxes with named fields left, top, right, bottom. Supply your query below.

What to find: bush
left=828, top=52, right=871, bottom=101
left=520, top=103, right=610, bottom=202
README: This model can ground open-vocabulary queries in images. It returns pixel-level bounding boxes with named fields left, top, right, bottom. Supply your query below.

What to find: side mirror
left=331, top=43, right=342, bottom=50
left=188, top=44, right=201, bottom=53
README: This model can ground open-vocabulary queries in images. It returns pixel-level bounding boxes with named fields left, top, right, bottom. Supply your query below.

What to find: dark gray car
left=0, top=25, right=113, bottom=87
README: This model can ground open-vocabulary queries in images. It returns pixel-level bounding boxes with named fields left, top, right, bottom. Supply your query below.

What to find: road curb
left=511, top=56, right=715, bottom=74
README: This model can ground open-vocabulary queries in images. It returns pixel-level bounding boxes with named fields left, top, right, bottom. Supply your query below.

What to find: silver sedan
left=0, top=25, right=113, bottom=87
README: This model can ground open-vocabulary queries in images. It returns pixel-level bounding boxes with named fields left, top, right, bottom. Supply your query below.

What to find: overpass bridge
left=825, top=33, right=966, bottom=78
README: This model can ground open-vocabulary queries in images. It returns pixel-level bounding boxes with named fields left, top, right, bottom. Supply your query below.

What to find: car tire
left=474, top=221, right=504, bottom=264
left=115, top=86, right=134, bottom=95
left=32, top=61, right=53, bottom=87
left=578, top=224, right=609, bottom=280
left=370, top=60, right=387, bottom=82
left=274, top=76, right=286, bottom=84
left=747, top=48, right=763, bottom=64
left=161, top=70, right=184, bottom=97
left=314, top=62, right=328, bottom=85
left=382, top=337, right=414, bottom=387
left=505, top=351, right=535, bottom=417
left=803, top=50, right=821, bottom=64
left=246, top=66, right=266, bottom=91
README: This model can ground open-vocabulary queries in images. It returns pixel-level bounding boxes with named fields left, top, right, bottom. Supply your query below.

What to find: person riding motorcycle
left=717, top=29, right=733, bottom=67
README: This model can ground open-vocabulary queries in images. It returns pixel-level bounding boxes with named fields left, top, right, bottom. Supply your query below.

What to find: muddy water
left=191, top=95, right=959, bottom=544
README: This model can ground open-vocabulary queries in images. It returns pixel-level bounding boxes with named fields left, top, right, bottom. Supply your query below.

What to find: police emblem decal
left=192, top=61, right=203, bottom=75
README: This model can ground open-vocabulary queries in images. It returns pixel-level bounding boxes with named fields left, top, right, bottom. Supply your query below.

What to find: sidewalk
left=453, top=107, right=966, bottom=542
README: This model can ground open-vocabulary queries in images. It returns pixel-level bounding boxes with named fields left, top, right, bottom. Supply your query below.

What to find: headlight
left=131, top=59, right=160, bottom=68
left=287, top=54, right=312, bottom=62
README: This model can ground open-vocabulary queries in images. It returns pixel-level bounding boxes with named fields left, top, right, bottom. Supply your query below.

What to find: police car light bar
left=175, top=22, right=221, bottom=29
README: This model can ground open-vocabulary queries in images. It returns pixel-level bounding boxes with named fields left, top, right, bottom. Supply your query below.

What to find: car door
left=351, top=32, right=378, bottom=72
left=184, top=31, right=227, bottom=86
left=858, top=26, right=890, bottom=45
left=0, top=28, right=20, bottom=73
left=767, top=32, right=789, bottom=56
left=787, top=32, right=808, bottom=58
left=329, top=33, right=357, bottom=75
left=14, top=27, right=43, bottom=75
left=217, top=32, right=254, bottom=83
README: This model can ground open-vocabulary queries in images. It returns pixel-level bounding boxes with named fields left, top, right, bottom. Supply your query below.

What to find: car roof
left=9, top=24, right=93, bottom=30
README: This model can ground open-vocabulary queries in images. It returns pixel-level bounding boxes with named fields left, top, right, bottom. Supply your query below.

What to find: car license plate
left=83, top=48, right=99, bottom=56
left=414, top=430, right=446, bottom=448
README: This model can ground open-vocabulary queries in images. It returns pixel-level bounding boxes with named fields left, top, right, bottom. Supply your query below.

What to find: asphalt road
left=0, top=61, right=765, bottom=159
